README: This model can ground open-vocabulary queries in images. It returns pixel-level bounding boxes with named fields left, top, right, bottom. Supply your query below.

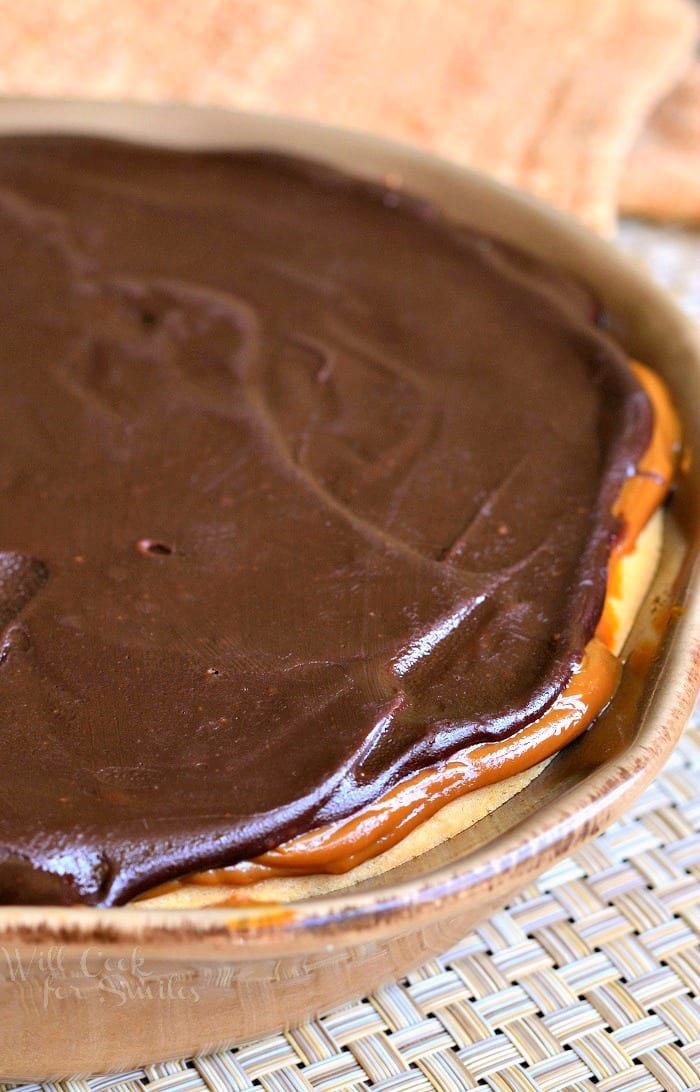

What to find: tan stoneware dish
left=0, top=99, right=698, bottom=1080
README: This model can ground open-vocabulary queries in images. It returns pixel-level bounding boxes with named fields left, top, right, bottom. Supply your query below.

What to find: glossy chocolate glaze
left=0, top=137, right=651, bottom=905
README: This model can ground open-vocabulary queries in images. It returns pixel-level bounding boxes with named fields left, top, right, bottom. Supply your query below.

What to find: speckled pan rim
left=0, top=97, right=698, bottom=951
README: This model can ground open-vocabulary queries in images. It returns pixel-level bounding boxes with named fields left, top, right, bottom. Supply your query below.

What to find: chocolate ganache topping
left=0, top=137, right=651, bottom=906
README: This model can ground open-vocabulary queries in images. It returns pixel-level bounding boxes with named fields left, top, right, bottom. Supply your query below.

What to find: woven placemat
left=3, top=222, right=700, bottom=1091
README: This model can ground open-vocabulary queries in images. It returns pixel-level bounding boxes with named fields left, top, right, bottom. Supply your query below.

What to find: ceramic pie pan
left=0, top=99, right=698, bottom=1080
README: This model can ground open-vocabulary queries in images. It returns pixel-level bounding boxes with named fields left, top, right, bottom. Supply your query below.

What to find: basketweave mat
left=3, top=221, right=700, bottom=1092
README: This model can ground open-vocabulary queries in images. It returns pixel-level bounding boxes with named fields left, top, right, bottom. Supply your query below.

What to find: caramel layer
left=596, top=360, right=682, bottom=648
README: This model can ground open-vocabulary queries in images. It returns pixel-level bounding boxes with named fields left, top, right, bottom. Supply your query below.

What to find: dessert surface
left=0, top=137, right=651, bottom=906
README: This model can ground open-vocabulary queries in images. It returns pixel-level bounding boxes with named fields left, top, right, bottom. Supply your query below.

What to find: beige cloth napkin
left=0, top=0, right=697, bottom=234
